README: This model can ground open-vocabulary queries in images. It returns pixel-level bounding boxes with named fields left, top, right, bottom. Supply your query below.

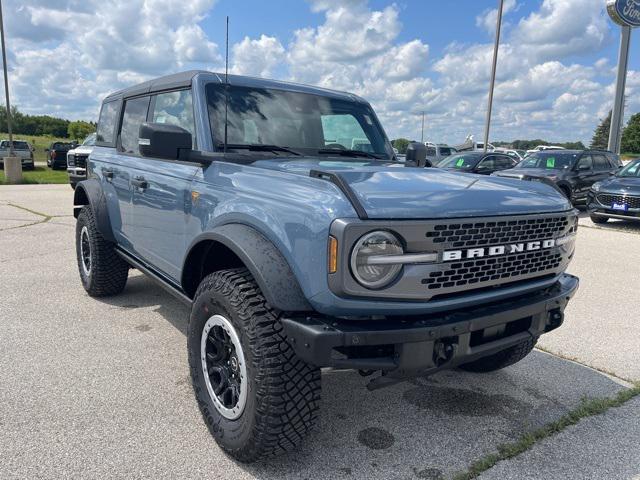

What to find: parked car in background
left=47, top=141, right=77, bottom=169
left=437, top=151, right=518, bottom=175
left=587, top=158, right=640, bottom=223
left=494, top=150, right=621, bottom=203
left=67, top=133, right=96, bottom=189
left=0, top=140, right=35, bottom=170
left=424, top=142, right=457, bottom=164
left=526, top=145, right=566, bottom=155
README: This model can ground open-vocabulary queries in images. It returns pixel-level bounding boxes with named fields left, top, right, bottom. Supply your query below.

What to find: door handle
left=102, top=168, right=114, bottom=179
left=131, top=176, right=148, bottom=190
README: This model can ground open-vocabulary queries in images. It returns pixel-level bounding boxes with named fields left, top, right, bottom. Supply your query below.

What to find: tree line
left=0, top=106, right=95, bottom=140
left=590, top=111, right=640, bottom=153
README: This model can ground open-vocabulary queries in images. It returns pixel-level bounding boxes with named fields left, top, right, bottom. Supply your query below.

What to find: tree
left=391, top=138, right=411, bottom=154
left=68, top=121, right=96, bottom=140
left=590, top=111, right=611, bottom=150
left=621, top=113, right=640, bottom=154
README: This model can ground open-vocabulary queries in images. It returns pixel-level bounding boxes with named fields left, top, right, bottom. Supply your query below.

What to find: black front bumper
left=281, top=274, right=579, bottom=377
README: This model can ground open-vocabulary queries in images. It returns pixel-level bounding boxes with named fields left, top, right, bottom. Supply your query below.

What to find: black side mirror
left=405, top=142, right=430, bottom=167
left=139, top=123, right=192, bottom=160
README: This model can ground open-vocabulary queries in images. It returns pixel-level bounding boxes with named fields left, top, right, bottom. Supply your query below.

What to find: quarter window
left=96, top=101, right=120, bottom=145
left=120, top=96, right=150, bottom=154
left=152, top=90, right=196, bottom=147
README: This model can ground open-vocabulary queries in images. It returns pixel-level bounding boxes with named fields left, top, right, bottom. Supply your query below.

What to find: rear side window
left=593, top=154, right=609, bottom=170
left=119, top=96, right=151, bottom=154
left=151, top=90, right=195, bottom=147
left=96, top=100, right=120, bottom=146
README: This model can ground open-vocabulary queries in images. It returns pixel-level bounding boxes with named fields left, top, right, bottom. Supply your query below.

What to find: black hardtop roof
left=102, top=70, right=365, bottom=104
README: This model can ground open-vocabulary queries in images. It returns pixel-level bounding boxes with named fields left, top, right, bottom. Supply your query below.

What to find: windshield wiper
left=216, top=143, right=302, bottom=156
left=317, top=148, right=383, bottom=160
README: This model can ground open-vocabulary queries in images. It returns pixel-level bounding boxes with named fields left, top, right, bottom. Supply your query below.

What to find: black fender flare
left=73, top=179, right=116, bottom=243
left=183, top=224, right=312, bottom=312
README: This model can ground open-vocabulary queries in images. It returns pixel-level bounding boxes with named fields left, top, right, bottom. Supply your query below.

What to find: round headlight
left=350, top=231, right=403, bottom=289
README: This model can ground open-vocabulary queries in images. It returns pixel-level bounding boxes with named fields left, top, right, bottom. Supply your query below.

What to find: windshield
left=618, top=160, right=640, bottom=178
left=438, top=153, right=482, bottom=169
left=515, top=152, right=578, bottom=170
left=206, top=84, right=392, bottom=159
left=1, top=140, right=29, bottom=149
left=82, top=133, right=96, bottom=146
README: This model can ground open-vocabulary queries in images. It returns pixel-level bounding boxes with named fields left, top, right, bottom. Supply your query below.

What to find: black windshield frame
left=205, top=83, right=393, bottom=159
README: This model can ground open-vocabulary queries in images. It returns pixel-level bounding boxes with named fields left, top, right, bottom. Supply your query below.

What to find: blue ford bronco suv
left=73, top=71, right=579, bottom=462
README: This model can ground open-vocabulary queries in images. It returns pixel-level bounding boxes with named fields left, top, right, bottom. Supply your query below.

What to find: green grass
left=621, top=153, right=640, bottom=161
left=452, top=383, right=640, bottom=480
left=0, top=166, right=69, bottom=185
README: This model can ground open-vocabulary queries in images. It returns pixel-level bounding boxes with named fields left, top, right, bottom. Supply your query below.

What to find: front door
left=129, top=89, right=199, bottom=282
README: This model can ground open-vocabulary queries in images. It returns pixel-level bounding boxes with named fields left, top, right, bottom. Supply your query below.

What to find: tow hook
left=433, top=338, right=456, bottom=367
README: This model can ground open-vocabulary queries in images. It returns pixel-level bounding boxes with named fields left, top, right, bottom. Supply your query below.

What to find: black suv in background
left=437, top=151, right=518, bottom=175
left=494, top=150, right=622, bottom=203
left=46, top=142, right=77, bottom=169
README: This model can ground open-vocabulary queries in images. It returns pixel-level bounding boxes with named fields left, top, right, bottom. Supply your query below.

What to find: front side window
left=96, top=101, right=120, bottom=145
left=120, top=96, right=150, bottom=154
left=152, top=90, right=195, bottom=147
left=206, top=84, right=391, bottom=158
left=495, top=155, right=516, bottom=170
left=576, top=155, right=593, bottom=171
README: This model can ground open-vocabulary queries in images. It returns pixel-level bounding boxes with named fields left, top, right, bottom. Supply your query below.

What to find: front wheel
left=188, top=268, right=321, bottom=462
left=459, top=336, right=537, bottom=373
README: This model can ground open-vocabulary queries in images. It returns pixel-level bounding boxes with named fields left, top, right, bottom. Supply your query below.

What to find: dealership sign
left=607, top=0, right=640, bottom=27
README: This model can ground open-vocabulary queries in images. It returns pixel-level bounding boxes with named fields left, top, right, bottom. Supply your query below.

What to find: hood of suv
left=494, top=168, right=567, bottom=180
left=597, top=176, right=640, bottom=195
left=252, top=158, right=571, bottom=219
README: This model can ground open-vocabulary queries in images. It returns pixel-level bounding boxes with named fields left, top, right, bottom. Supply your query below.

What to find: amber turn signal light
left=328, top=236, right=338, bottom=274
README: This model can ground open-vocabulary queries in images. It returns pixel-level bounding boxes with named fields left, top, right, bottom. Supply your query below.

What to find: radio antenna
left=223, top=15, right=229, bottom=154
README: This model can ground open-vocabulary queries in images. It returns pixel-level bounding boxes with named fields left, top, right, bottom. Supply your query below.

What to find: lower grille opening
left=469, top=316, right=532, bottom=347
left=427, top=274, right=556, bottom=302
left=331, top=344, right=394, bottom=361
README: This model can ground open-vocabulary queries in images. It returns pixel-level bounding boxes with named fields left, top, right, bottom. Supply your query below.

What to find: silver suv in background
left=0, top=140, right=35, bottom=170
left=67, top=133, right=96, bottom=189
left=424, top=142, right=456, bottom=165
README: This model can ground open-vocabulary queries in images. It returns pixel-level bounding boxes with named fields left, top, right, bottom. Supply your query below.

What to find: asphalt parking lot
left=1, top=185, right=639, bottom=480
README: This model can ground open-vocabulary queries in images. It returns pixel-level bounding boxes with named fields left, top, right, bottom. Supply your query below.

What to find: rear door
left=128, top=89, right=199, bottom=281
left=573, top=154, right=595, bottom=198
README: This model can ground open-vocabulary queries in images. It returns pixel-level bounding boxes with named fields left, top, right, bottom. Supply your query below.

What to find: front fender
left=184, top=224, right=312, bottom=312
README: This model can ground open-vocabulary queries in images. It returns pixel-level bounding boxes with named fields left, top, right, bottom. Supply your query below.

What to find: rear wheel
left=590, top=214, right=609, bottom=224
left=75, top=206, right=129, bottom=296
left=188, top=268, right=321, bottom=462
left=459, top=337, right=537, bottom=373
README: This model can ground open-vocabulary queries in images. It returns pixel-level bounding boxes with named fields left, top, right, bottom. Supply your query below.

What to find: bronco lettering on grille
left=442, top=239, right=556, bottom=261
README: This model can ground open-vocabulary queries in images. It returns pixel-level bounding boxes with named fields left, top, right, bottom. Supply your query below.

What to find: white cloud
left=232, top=35, right=285, bottom=77
left=476, top=0, right=518, bottom=35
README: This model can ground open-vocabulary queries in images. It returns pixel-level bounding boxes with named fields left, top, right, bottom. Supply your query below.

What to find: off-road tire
left=75, top=206, right=128, bottom=296
left=459, top=336, right=537, bottom=373
left=590, top=214, right=608, bottom=224
left=188, top=268, right=321, bottom=462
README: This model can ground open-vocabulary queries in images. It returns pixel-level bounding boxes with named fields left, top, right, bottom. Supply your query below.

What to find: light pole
left=483, top=0, right=504, bottom=153
left=606, top=0, right=638, bottom=153
left=0, top=0, right=21, bottom=182
left=0, top=0, right=13, bottom=156
left=420, top=111, right=425, bottom=143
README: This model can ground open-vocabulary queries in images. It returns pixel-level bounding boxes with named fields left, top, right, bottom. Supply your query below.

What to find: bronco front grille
left=597, top=194, right=640, bottom=209
left=425, top=216, right=570, bottom=248
left=421, top=249, right=563, bottom=290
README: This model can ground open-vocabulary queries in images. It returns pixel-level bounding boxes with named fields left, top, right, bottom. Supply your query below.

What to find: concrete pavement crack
left=0, top=203, right=53, bottom=231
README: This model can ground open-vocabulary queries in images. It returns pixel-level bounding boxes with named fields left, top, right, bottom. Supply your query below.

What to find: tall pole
left=0, top=0, right=14, bottom=157
left=608, top=26, right=631, bottom=154
left=420, top=111, right=425, bottom=143
left=483, top=0, right=504, bottom=153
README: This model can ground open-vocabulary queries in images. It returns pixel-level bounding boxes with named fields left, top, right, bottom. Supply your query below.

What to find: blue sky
left=4, top=0, right=640, bottom=145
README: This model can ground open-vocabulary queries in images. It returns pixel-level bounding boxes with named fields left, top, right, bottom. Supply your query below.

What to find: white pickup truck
left=0, top=140, right=35, bottom=170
